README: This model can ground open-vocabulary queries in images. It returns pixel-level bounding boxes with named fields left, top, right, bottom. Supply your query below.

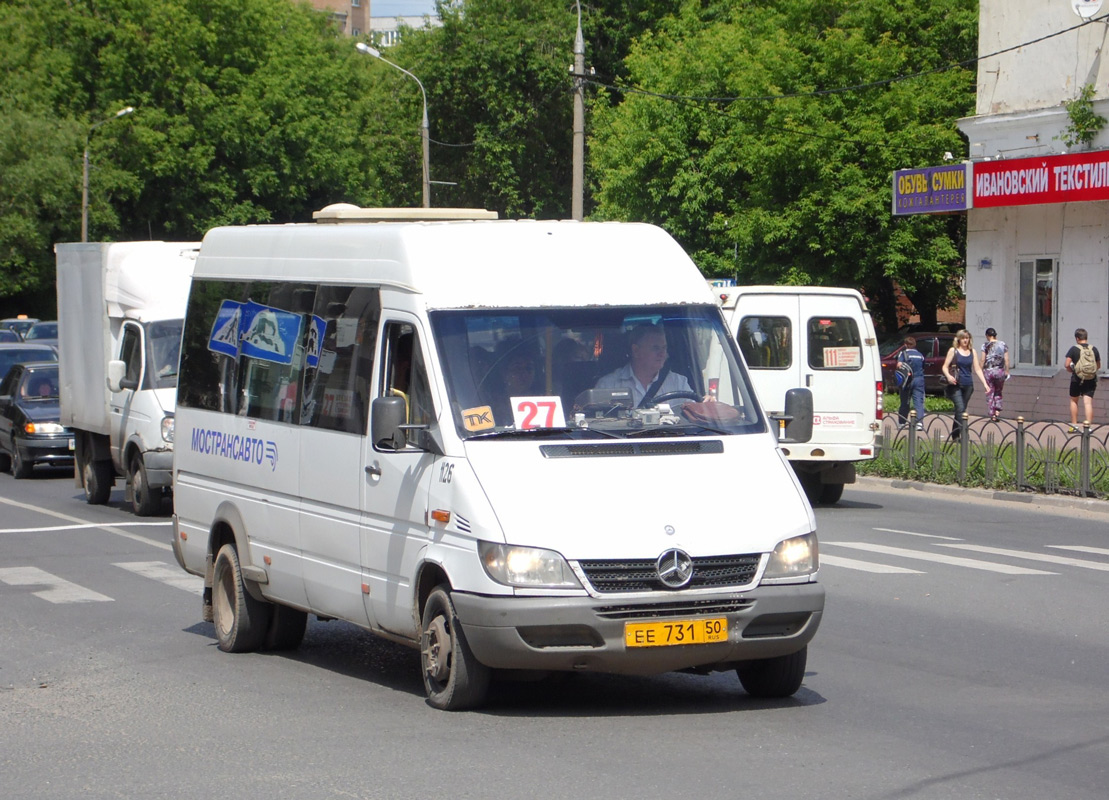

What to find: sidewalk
left=855, top=474, right=1109, bottom=517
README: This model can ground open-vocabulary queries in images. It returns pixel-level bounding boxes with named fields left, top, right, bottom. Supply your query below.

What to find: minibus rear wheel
left=420, top=585, right=490, bottom=710
left=736, top=646, right=807, bottom=698
left=212, top=543, right=272, bottom=653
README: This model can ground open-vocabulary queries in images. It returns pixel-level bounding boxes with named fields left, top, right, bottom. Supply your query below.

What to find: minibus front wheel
left=736, top=645, right=807, bottom=698
left=212, top=543, right=272, bottom=653
left=420, top=585, right=490, bottom=711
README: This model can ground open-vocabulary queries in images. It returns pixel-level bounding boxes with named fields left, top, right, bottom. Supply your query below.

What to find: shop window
left=1018, top=258, right=1056, bottom=366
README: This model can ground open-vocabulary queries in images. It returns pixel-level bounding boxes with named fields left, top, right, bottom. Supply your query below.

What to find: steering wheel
left=650, top=390, right=701, bottom=405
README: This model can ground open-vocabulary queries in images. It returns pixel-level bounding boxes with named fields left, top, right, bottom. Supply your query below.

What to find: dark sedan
left=880, top=333, right=957, bottom=394
left=0, top=362, right=74, bottom=478
left=0, top=342, right=58, bottom=379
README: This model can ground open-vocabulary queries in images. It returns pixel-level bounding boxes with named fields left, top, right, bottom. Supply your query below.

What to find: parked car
left=0, top=342, right=59, bottom=381
left=880, top=332, right=957, bottom=394
left=0, top=362, right=74, bottom=477
left=0, top=329, right=21, bottom=343
left=23, top=320, right=58, bottom=349
left=1, top=316, right=39, bottom=338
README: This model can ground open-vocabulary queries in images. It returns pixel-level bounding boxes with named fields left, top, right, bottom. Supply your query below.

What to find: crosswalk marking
left=0, top=566, right=113, bottom=603
left=820, top=554, right=924, bottom=574
left=1049, top=545, right=1109, bottom=557
left=822, top=542, right=1056, bottom=575
left=113, top=561, right=204, bottom=594
left=872, top=528, right=963, bottom=541
left=939, top=543, right=1109, bottom=571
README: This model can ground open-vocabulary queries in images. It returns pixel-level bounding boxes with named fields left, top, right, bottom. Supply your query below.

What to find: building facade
left=955, top=0, right=1109, bottom=421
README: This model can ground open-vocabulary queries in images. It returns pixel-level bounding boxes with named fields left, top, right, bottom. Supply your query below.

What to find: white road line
left=114, top=561, right=203, bottom=594
left=872, top=528, right=964, bottom=541
left=0, top=496, right=172, bottom=551
left=820, top=554, right=925, bottom=574
left=0, top=566, right=113, bottom=604
left=1048, top=545, right=1109, bottom=557
left=939, top=543, right=1109, bottom=571
left=0, top=522, right=168, bottom=534
left=823, top=542, right=1056, bottom=575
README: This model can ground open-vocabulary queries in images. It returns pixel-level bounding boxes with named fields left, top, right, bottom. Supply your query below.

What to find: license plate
left=68, top=439, right=75, bottom=451
left=625, top=618, right=728, bottom=648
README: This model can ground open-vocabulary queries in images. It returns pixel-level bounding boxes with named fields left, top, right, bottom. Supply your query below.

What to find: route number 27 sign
left=511, top=396, right=568, bottom=429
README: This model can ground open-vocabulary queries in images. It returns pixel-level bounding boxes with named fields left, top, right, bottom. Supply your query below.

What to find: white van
left=172, top=207, right=825, bottom=710
left=712, top=284, right=882, bottom=504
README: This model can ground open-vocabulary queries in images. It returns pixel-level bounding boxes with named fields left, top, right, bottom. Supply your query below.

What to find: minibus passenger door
left=360, top=319, right=438, bottom=636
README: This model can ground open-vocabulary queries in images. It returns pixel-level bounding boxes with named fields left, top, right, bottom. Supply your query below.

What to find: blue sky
left=373, top=1, right=438, bottom=15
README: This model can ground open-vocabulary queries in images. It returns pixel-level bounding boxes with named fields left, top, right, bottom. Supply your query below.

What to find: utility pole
left=571, top=3, right=585, bottom=221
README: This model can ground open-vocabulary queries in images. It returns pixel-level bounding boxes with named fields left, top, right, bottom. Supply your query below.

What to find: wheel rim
left=214, top=564, right=235, bottom=639
left=423, top=614, right=452, bottom=683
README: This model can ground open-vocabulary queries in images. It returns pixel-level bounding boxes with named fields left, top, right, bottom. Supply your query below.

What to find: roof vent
left=313, top=205, right=498, bottom=223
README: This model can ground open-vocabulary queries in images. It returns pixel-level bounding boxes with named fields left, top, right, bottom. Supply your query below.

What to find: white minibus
left=172, top=206, right=824, bottom=710
left=712, top=284, right=882, bottom=504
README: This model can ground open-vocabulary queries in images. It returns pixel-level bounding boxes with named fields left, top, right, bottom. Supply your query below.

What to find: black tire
left=420, top=585, right=491, bottom=711
left=797, top=472, right=822, bottom=504
left=212, top=543, right=272, bottom=653
left=737, top=646, right=807, bottom=698
left=12, top=444, right=33, bottom=479
left=264, top=605, right=308, bottom=651
left=129, top=455, right=161, bottom=516
left=82, top=455, right=113, bottom=505
left=818, top=481, right=845, bottom=505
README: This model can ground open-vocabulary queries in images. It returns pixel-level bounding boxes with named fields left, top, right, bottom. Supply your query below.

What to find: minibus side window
left=380, top=322, right=434, bottom=426
left=239, top=282, right=315, bottom=423
left=179, top=279, right=251, bottom=413
left=807, top=317, right=862, bottom=370
left=738, top=316, right=791, bottom=369
left=300, top=285, right=380, bottom=434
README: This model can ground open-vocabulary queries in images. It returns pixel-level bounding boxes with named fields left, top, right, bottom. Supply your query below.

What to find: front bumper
left=16, top=434, right=75, bottom=467
left=142, top=448, right=175, bottom=489
left=451, top=582, right=824, bottom=674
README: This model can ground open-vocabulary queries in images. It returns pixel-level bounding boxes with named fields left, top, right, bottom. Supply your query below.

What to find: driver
left=595, top=323, right=694, bottom=407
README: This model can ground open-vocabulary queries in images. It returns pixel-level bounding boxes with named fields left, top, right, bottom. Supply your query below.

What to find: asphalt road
left=1, top=468, right=1106, bottom=799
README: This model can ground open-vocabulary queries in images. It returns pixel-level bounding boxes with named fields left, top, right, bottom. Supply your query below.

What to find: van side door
left=109, top=321, right=146, bottom=466
left=360, top=317, right=438, bottom=638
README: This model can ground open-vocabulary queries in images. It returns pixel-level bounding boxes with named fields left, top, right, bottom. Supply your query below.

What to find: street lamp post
left=81, top=106, right=134, bottom=243
left=356, top=42, right=431, bottom=208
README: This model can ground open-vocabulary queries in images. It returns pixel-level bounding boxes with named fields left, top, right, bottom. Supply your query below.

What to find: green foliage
left=1058, top=83, right=1107, bottom=149
left=589, top=0, right=976, bottom=330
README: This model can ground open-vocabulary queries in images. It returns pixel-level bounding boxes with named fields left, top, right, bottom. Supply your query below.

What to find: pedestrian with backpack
left=981, top=328, right=1010, bottom=421
left=1065, top=327, right=1101, bottom=431
left=897, top=335, right=926, bottom=429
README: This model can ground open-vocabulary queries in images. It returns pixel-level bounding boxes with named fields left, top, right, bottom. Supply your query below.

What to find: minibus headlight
left=478, top=542, right=582, bottom=589
left=162, top=415, right=175, bottom=443
left=763, top=533, right=818, bottom=580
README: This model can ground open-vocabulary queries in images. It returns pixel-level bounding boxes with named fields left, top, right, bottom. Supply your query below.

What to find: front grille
left=577, top=554, right=760, bottom=594
left=540, top=441, right=724, bottom=459
left=595, top=598, right=754, bottom=620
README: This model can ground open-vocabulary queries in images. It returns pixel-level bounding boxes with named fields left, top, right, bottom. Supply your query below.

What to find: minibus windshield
left=430, top=305, right=766, bottom=440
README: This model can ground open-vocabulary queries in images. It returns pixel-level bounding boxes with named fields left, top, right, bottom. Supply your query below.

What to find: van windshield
left=430, top=305, right=766, bottom=440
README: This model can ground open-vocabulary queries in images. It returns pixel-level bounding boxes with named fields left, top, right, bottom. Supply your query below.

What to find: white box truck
left=712, top=283, right=883, bottom=505
left=56, top=241, right=199, bottom=515
left=172, top=206, right=824, bottom=710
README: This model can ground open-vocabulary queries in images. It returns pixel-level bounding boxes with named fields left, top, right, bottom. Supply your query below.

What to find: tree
left=589, top=0, right=977, bottom=331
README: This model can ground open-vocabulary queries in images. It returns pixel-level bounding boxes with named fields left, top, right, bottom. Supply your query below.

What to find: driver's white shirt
left=595, top=364, right=693, bottom=406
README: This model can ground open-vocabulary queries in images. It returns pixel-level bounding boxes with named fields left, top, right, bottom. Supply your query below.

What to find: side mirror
left=108, top=360, right=133, bottom=392
left=772, top=387, right=813, bottom=444
left=371, top=395, right=408, bottom=451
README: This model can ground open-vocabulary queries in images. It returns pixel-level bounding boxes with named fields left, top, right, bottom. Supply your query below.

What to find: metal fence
left=874, top=413, right=1109, bottom=497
